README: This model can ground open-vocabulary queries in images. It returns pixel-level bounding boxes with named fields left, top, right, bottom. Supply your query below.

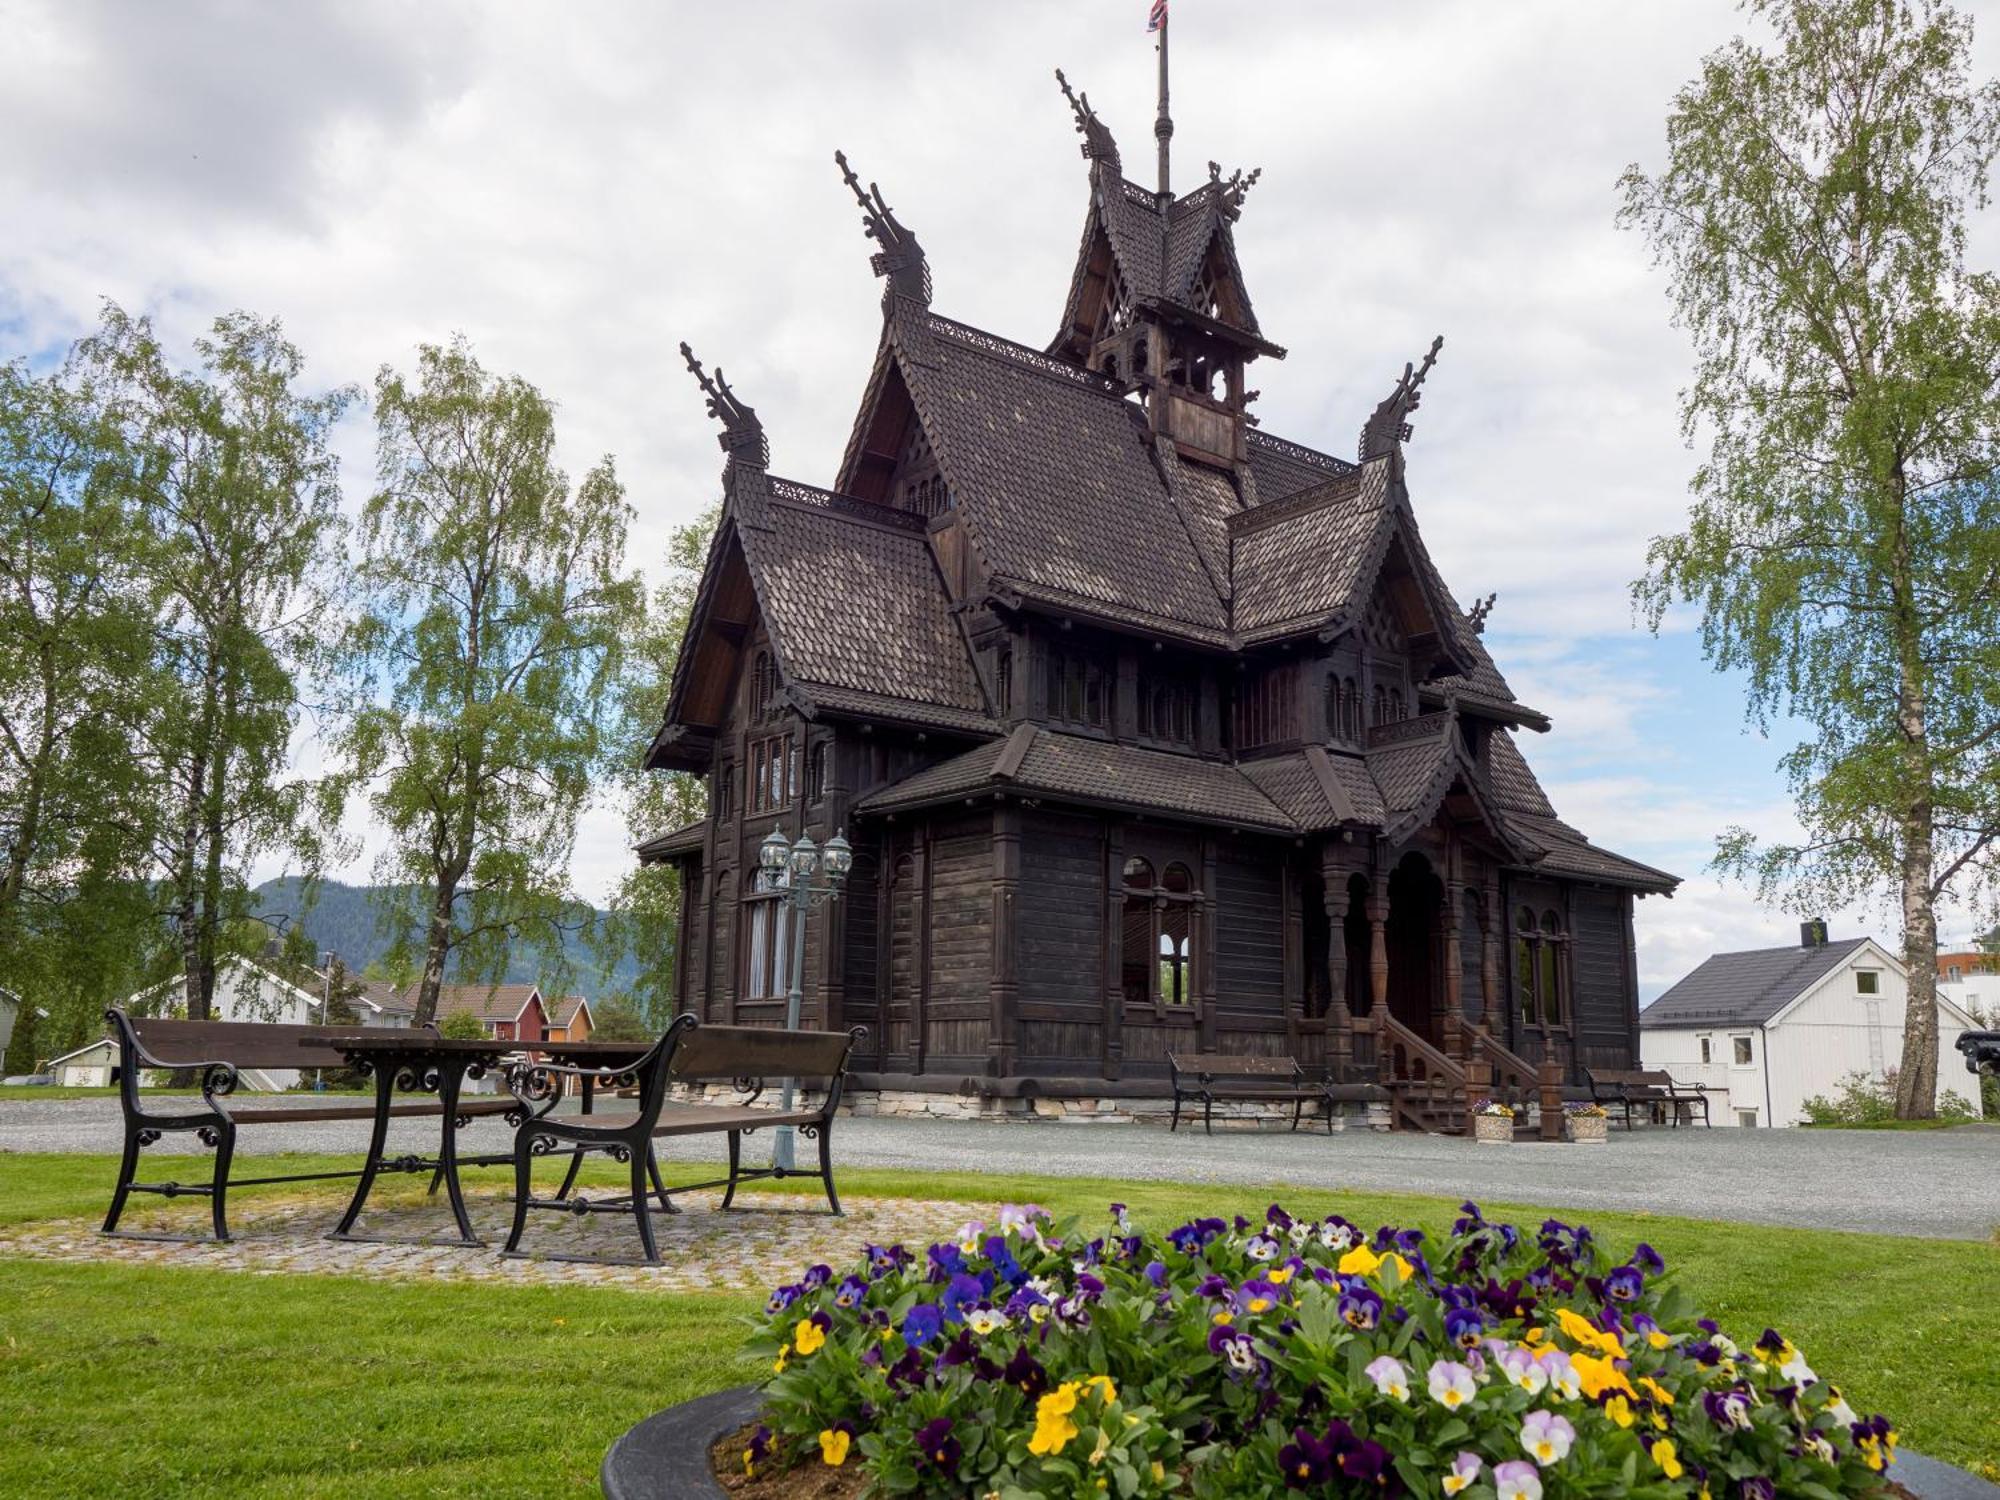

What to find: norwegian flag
left=1147, top=0, right=1168, bottom=32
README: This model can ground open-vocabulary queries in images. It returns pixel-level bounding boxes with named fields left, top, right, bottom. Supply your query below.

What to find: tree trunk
left=1890, top=502, right=1939, bottom=1119
left=412, top=870, right=458, bottom=1027
left=177, top=747, right=209, bottom=1021
left=0, top=656, right=58, bottom=923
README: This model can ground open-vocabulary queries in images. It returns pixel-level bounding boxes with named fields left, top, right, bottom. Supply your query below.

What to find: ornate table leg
left=553, top=1071, right=591, bottom=1203
left=434, top=1058, right=481, bottom=1245
left=331, top=1058, right=398, bottom=1239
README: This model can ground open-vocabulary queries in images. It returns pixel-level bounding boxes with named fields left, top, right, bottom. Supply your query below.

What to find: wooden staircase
left=1378, top=1016, right=1555, bottom=1138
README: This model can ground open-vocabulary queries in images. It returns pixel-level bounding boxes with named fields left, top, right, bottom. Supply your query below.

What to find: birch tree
left=343, top=338, right=642, bottom=1026
left=1624, top=0, right=2000, bottom=1116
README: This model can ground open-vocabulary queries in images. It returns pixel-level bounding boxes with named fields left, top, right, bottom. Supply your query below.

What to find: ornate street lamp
left=760, top=823, right=852, bottom=1170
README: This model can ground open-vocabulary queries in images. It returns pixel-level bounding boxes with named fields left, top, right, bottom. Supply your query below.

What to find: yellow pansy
left=1571, top=1352, right=1635, bottom=1400
left=1030, top=1387, right=1082, bottom=1457
left=1651, top=1439, right=1684, bottom=1480
left=1604, top=1395, right=1635, bottom=1429
left=794, top=1318, right=826, bottom=1356
left=1523, top=1326, right=1548, bottom=1347
left=1269, top=1265, right=1294, bottom=1284
left=819, top=1429, right=851, bottom=1467
left=1084, top=1375, right=1118, bottom=1404
left=1555, top=1308, right=1622, bottom=1355
left=772, top=1345, right=789, bottom=1374
left=1212, top=1311, right=1234, bottom=1326
left=1338, top=1243, right=1382, bottom=1278
left=1639, top=1377, right=1675, bottom=1407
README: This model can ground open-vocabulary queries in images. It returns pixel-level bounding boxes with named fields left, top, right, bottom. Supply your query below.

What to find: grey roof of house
left=1639, top=938, right=1871, bottom=1029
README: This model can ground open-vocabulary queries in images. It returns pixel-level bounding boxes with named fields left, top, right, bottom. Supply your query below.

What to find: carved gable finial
left=679, top=341, right=769, bottom=470
left=833, top=150, right=932, bottom=307
left=1467, top=591, right=1497, bottom=636
left=1055, top=68, right=1122, bottom=173
left=1206, top=159, right=1263, bottom=221
left=1359, top=334, right=1444, bottom=462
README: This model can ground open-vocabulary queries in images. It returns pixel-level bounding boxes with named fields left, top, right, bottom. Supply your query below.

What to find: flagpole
left=1154, top=4, right=1172, bottom=199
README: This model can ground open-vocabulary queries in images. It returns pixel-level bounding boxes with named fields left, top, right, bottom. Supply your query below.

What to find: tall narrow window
left=1047, top=648, right=1114, bottom=731
left=996, top=651, right=1012, bottom=715
left=744, top=869, right=790, bottom=1001
left=1120, top=858, right=1155, bottom=1006
left=806, top=742, right=827, bottom=803
left=715, top=763, right=735, bottom=822
left=1514, top=905, right=1567, bottom=1028
left=750, top=734, right=794, bottom=814
left=1158, top=863, right=1195, bottom=1007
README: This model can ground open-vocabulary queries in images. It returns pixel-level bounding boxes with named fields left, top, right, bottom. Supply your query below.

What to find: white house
left=105, top=955, right=331, bottom=1090
left=1640, top=928, right=1986, bottom=1126
left=0, top=986, right=18, bottom=1063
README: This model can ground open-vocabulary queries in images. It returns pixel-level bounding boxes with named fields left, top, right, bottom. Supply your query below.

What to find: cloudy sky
left=6, top=0, right=1997, bottom=998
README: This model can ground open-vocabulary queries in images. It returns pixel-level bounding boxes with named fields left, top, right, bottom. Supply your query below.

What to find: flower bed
left=741, top=1200, right=1901, bottom=1498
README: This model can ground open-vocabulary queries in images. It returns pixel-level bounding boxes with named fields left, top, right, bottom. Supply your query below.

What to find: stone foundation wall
left=662, top=1082, right=1392, bottom=1131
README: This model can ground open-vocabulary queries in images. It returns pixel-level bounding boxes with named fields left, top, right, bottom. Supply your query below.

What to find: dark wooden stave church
left=641, top=62, right=1677, bottom=1121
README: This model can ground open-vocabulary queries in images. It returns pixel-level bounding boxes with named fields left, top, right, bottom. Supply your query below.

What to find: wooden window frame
left=742, top=869, right=793, bottom=1003
left=1120, top=856, right=1202, bottom=1018
left=1512, top=904, right=1569, bottom=1032
left=749, top=733, right=795, bottom=816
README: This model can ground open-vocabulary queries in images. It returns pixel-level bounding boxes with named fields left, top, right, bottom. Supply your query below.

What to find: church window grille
left=806, top=742, right=827, bottom=804
left=1120, top=856, right=1198, bottom=1010
left=1234, top=665, right=1296, bottom=750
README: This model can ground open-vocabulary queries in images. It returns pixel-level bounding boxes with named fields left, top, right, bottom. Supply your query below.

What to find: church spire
left=679, top=342, right=768, bottom=472
left=1152, top=0, right=1173, bottom=199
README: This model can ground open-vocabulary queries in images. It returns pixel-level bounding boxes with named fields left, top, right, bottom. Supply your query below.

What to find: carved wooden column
left=1321, top=857, right=1352, bottom=1081
left=1480, top=877, right=1504, bottom=1037
left=987, top=800, right=1021, bottom=1078
left=1367, top=884, right=1390, bottom=1039
left=1441, top=880, right=1466, bottom=1063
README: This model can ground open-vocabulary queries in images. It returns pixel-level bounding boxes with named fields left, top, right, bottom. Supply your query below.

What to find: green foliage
left=594, top=504, right=717, bottom=1026
left=338, top=338, right=644, bottom=1025
left=1800, top=1068, right=1980, bottom=1123
left=1622, top=0, right=2000, bottom=1117
left=436, top=1009, right=486, bottom=1041
left=586, top=994, right=651, bottom=1042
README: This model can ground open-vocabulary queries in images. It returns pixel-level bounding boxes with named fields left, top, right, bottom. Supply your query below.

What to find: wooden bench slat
left=237, top=1097, right=518, bottom=1125
left=126, top=1017, right=360, bottom=1071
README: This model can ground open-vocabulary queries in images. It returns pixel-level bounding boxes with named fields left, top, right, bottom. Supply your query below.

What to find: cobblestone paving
left=0, top=1182, right=990, bottom=1292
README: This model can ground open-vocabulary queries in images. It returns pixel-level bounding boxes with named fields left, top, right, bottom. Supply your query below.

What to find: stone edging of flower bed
left=601, top=1383, right=760, bottom=1500
left=599, top=1385, right=1998, bottom=1500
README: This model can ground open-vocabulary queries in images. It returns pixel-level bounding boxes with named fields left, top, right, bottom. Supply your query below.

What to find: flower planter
left=1472, top=1113, right=1513, bottom=1145
left=602, top=1384, right=1996, bottom=1500
left=1567, top=1113, right=1609, bottom=1145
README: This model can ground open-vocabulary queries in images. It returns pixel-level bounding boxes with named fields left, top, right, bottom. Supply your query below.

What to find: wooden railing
left=1379, top=1014, right=1465, bottom=1132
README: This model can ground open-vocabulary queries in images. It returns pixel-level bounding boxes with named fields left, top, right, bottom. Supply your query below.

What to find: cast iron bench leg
left=645, top=1146, right=680, bottom=1214
left=629, top=1146, right=659, bottom=1264
left=1169, top=1089, right=1183, bottom=1133
left=208, top=1121, right=237, bottom=1242
left=1203, top=1091, right=1214, bottom=1136
left=818, top=1122, right=843, bottom=1216
left=721, top=1130, right=742, bottom=1210
left=1291, top=1096, right=1304, bottom=1132
left=103, top=1129, right=142, bottom=1235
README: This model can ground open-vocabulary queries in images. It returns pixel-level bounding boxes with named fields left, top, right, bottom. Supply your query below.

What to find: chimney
left=1800, top=918, right=1828, bottom=949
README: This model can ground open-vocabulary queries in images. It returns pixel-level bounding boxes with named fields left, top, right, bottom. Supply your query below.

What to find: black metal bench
left=501, top=1018, right=865, bottom=1265
left=1586, top=1067, right=1710, bottom=1128
left=100, top=1007, right=519, bottom=1242
left=1958, top=1030, right=2000, bottom=1077
left=1167, top=1050, right=1336, bottom=1135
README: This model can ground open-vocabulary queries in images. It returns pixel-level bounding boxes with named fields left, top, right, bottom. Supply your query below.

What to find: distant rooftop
left=1640, top=936, right=1871, bottom=1030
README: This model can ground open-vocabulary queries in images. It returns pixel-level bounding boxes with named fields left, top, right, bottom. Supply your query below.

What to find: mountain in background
left=251, top=877, right=643, bottom=998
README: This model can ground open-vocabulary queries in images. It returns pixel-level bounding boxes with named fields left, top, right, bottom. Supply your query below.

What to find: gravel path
left=5, top=1095, right=1996, bottom=1241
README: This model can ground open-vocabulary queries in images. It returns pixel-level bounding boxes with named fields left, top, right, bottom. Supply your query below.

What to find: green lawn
left=0, top=1151, right=1995, bottom=1495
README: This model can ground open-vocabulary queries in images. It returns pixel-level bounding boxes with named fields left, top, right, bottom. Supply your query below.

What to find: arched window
left=806, top=742, right=827, bottom=804
left=1389, top=687, right=1406, bottom=721
left=751, top=652, right=776, bottom=717
left=995, top=651, right=1012, bottom=715
left=1372, top=685, right=1387, bottom=726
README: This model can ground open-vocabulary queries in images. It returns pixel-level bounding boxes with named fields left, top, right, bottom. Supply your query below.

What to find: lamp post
left=757, top=823, right=854, bottom=1171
